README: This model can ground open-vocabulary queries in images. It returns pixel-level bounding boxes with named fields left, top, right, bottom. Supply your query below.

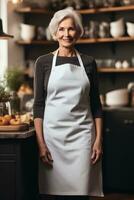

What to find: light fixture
left=0, top=18, right=14, bottom=40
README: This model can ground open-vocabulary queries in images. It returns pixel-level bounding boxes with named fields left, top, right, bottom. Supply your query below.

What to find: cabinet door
left=0, top=142, right=16, bottom=200
left=0, top=158, right=16, bottom=200
left=103, top=110, right=134, bottom=192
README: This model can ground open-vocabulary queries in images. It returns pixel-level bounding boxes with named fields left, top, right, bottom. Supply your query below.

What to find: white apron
left=39, top=50, right=103, bottom=196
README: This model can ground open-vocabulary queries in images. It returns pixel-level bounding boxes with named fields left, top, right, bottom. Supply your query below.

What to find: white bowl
left=126, top=22, right=134, bottom=37
left=106, top=88, right=129, bottom=106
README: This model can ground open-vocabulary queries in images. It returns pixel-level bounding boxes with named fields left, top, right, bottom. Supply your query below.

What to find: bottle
left=10, top=91, right=20, bottom=115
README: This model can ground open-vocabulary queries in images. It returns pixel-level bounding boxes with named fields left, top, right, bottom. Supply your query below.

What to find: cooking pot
left=106, top=88, right=129, bottom=106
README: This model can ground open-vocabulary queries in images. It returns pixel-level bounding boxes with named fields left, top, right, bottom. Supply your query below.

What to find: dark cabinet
left=0, top=158, right=16, bottom=200
left=0, top=135, right=38, bottom=200
left=102, top=109, right=134, bottom=192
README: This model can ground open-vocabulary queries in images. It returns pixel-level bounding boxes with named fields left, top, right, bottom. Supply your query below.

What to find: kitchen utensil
left=25, top=98, right=34, bottom=112
left=82, top=26, right=89, bottom=38
left=37, top=26, right=46, bottom=40
left=126, top=22, right=134, bottom=37
left=106, top=88, right=129, bottom=106
left=96, top=59, right=104, bottom=67
left=122, top=60, right=130, bottom=69
left=110, top=18, right=125, bottom=38
left=99, top=22, right=110, bottom=38
left=104, top=59, right=114, bottom=67
left=89, top=21, right=99, bottom=38
left=74, top=0, right=88, bottom=9
left=88, top=0, right=95, bottom=8
left=115, top=60, right=122, bottom=69
left=103, top=0, right=117, bottom=7
left=94, top=0, right=104, bottom=7
left=20, top=23, right=35, bottom=41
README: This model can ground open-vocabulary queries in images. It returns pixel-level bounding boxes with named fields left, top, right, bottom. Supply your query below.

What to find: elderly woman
left=33, top=7, right=103, bottom=200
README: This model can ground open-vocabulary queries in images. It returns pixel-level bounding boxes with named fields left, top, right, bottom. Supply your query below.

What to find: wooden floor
left=91, top=194, right=134, bottom=200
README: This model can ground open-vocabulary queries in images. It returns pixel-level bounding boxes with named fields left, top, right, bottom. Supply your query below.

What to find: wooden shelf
left=16, top=37, right=134, bottom=45
left=79, top=5, right=134, bottom=14
left=16, top=40, right=55, bottom=45
left=98, top=67, right=134, bottom=73
left=77, top=37, right=134, bottom=43
left=15, top=5, right=134, bottom=14
left=15, top=7, right=53, bottom=14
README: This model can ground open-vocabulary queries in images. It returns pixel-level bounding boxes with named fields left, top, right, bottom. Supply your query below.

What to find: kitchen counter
left=0, top=127, right=38, bottom=200
left=0, top=127, right=35, bottom=139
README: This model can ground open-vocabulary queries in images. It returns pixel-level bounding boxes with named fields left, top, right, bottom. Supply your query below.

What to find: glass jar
left=10, top=91, right=20, bottom=115
left=0, top=102, right=7, bottom=116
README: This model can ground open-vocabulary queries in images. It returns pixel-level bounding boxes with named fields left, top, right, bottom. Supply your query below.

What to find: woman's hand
left=91, top=139, right=103, bottom=165
left=39, top=144, right=53, bottom=166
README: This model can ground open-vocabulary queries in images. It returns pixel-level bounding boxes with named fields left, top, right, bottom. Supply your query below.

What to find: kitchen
left=0, top=0, right=134, bottom=200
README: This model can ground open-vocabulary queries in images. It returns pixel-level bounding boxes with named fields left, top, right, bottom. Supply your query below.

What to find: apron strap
left=75, top=49, right=85, bottom=69
left=52, top=49, right=59, bottom=69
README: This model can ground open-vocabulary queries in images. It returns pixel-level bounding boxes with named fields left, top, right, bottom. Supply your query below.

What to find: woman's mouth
left=63, top=38, right=73, bottom=42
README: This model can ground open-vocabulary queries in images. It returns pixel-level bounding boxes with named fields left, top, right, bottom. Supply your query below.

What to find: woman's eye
left=59, top=28, right=64, bottom=31
left=69, top=27, right=75, bottom=31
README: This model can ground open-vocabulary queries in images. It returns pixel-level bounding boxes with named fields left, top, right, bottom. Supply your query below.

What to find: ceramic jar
left=110, top=18, right=125, bottom=38
left=126, top=22, right=134, bottom=37
left=20, top=23, right=35, bottom=41
left=89, top=21, right=99, bottom=38
left=99, top=22, right=110, bottom=38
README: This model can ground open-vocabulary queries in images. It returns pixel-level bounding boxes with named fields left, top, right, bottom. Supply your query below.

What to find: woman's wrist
left=95, top=135, right=103, bottom=143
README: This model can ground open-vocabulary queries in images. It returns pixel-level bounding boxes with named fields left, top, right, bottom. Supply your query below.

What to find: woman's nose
left=64, top=29, right=69, bottom=36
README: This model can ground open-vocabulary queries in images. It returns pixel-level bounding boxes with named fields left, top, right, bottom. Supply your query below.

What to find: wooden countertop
left=0, top=127, right=35, bottom=139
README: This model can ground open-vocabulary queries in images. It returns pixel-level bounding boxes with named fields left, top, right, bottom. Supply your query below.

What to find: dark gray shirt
left=33, top=53, right=102, bottom=119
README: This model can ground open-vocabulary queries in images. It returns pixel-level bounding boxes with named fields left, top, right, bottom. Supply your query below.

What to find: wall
left=7, top=1, right=24, bottom=68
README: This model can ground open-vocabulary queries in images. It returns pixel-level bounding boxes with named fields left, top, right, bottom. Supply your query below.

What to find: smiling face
left=55, top=17, right=79, bottom=48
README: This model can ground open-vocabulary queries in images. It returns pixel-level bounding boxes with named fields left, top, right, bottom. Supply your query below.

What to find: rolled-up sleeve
left=90, top=60, right=103, bottom=118
left=33, top=57, right=46, bottom=119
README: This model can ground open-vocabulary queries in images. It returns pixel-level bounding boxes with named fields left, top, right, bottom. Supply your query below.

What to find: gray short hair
left=48, top=7, right=84, bottom=40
